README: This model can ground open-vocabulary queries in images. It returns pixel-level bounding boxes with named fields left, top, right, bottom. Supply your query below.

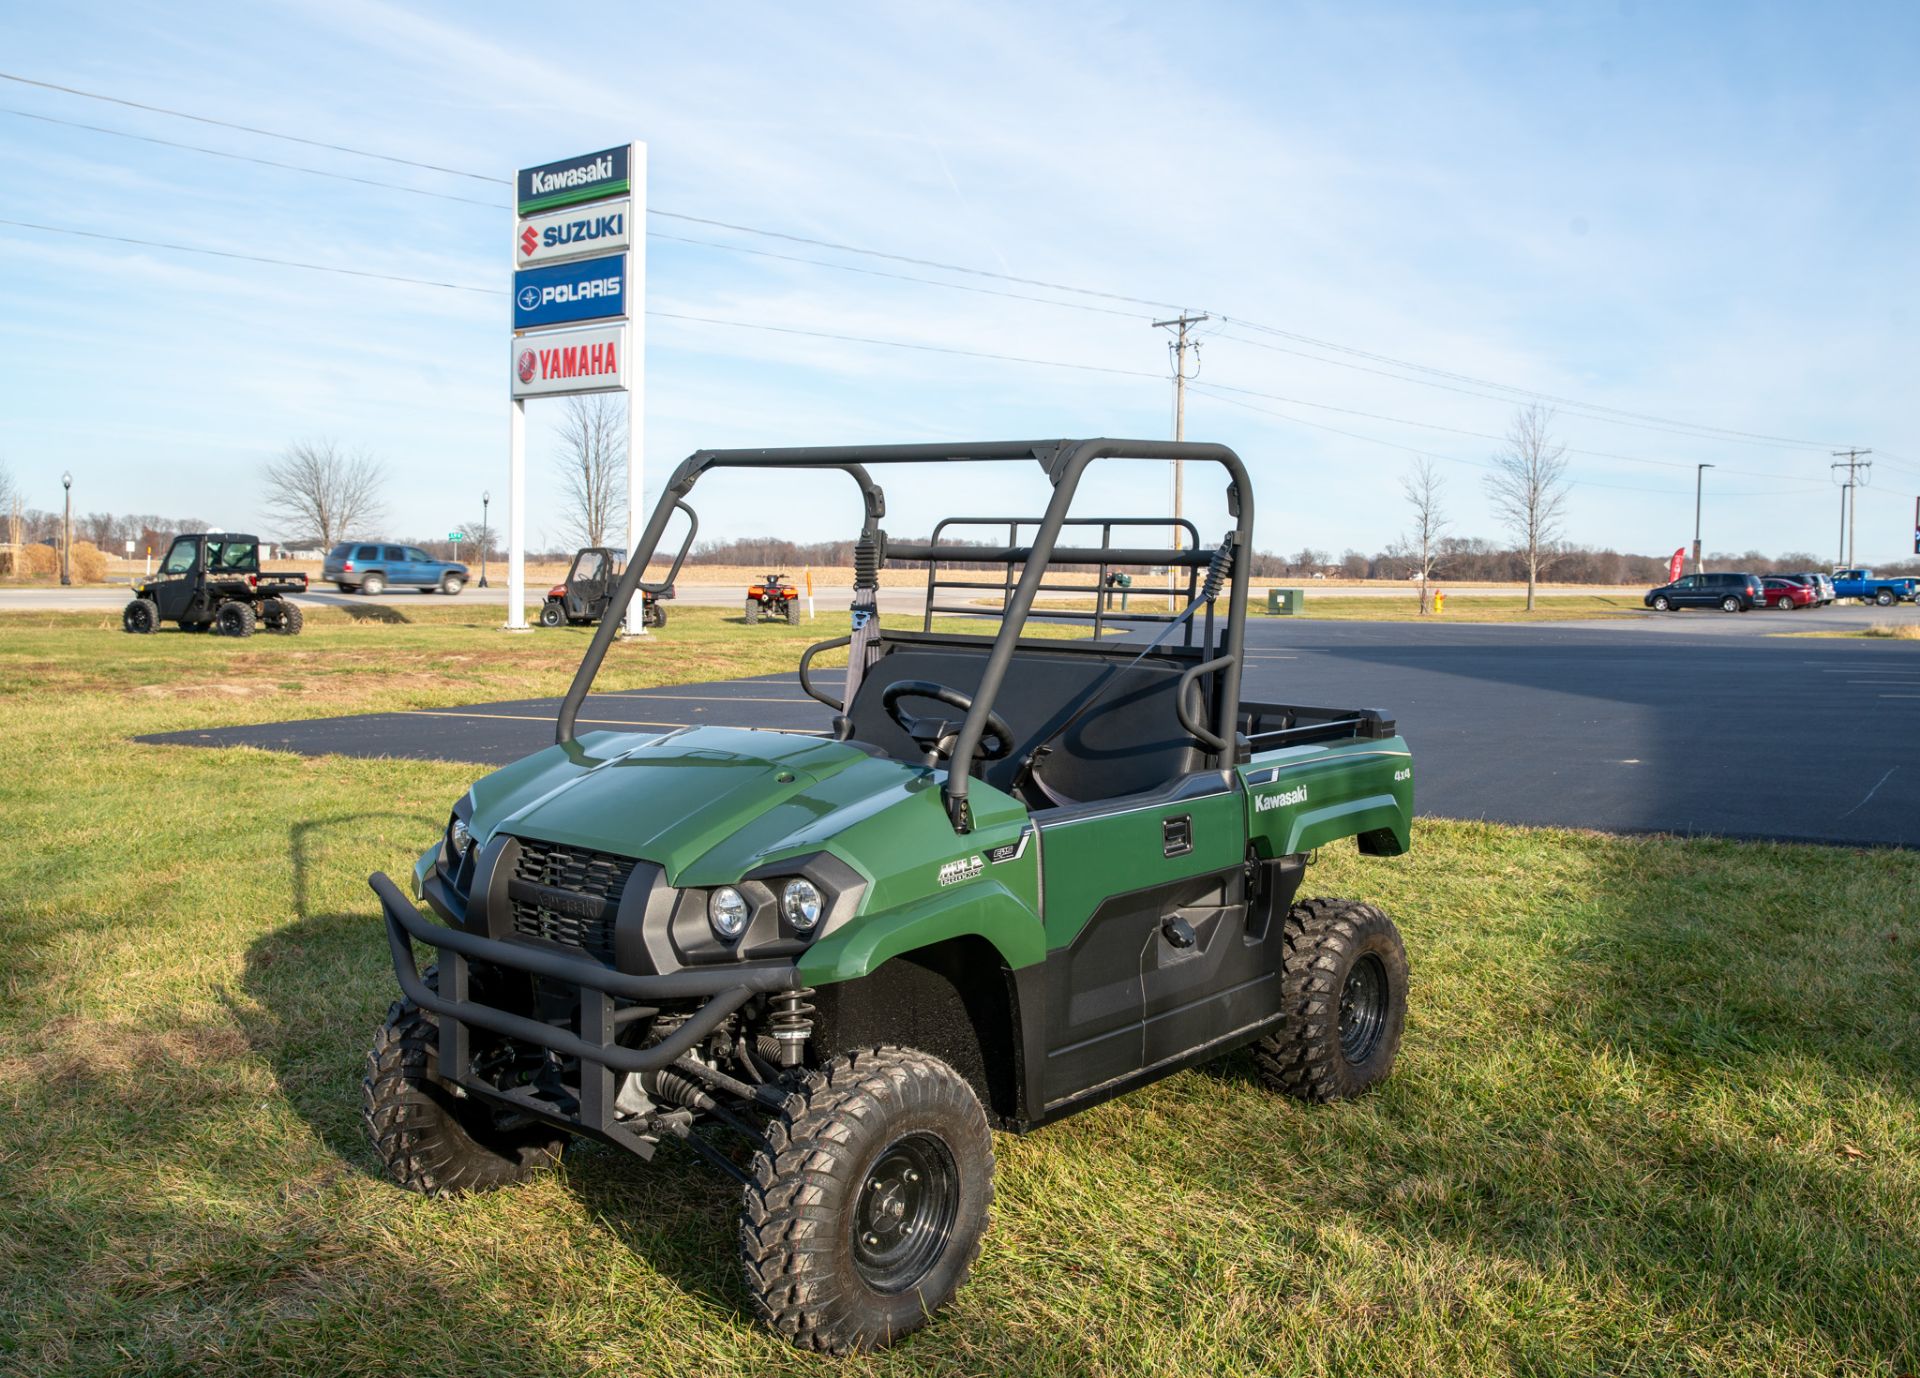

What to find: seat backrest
left=843, top=636, right=1211, bottom=804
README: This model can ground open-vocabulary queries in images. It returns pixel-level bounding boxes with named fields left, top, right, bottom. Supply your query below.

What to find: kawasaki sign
left=517, top=145, right=630, bottom=214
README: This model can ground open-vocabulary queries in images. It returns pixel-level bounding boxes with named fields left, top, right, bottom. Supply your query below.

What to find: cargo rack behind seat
left=913, top=515, right=1205, bottom=643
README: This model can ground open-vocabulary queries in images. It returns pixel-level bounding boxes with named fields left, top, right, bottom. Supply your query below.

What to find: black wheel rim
left=850, top=1132, right=958, bottom=1294
left=1338, top=953, right=1389, bottom=1064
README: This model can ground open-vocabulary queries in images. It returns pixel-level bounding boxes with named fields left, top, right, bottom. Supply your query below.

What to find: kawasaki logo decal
left=1254, top=784, right=1308, bottom=812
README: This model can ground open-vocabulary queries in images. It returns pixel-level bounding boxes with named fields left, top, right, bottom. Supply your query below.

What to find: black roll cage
left=555, top=439, right=1255, bottom=833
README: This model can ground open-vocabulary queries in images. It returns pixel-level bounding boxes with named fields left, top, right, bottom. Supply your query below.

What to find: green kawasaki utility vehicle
left=366, top=439, right=1413, bottom=1354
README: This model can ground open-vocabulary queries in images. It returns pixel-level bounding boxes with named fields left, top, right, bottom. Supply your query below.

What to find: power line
left=0, top=70, right=508, bottom=183
left=1194, top=379, right=1829, bottom=484
left=0, top=217, right=499, bottom=293
left=0, top=107, right=510, bottom=209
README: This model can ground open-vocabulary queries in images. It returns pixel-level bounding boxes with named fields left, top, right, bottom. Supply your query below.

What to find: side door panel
left=1034, top=781, right=1246, bottom=1109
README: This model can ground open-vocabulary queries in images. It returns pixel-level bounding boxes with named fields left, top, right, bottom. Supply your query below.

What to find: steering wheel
left=880, top=680, right=1015, bottom=764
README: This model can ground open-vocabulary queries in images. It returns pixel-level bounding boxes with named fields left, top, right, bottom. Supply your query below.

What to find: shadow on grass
left=232, top=811, right=758, bottom=1328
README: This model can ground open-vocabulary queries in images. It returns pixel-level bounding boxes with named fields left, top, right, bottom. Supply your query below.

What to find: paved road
left=140, top=610, right=1920, bottom=847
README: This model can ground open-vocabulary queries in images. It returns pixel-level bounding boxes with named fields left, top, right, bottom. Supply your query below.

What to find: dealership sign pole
left=508, top=143, right=644, bottom=632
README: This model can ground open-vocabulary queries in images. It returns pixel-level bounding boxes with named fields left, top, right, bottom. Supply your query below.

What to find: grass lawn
left=2, top=606, right=1916, bottom=1376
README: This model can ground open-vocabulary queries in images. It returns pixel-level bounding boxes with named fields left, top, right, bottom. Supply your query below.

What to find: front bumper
left=372, top=871, right=797, bottom=1079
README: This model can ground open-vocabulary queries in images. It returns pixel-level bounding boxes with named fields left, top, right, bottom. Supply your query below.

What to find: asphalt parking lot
left=141, top=608, right=1920, bottom=848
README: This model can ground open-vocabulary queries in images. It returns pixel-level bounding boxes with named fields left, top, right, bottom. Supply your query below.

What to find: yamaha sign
left=516, top=198, right=631, bottom=268
left=516, top=145, right=630, bottom=215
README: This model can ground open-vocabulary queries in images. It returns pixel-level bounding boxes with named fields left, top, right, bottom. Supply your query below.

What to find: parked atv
left=364, top=439, right=1413, bottom=1355
left=539, top=546, right=669, bottom=629
left=123, top=532, right=308, bottom=637
left=745, top=571, right=798, bottom=624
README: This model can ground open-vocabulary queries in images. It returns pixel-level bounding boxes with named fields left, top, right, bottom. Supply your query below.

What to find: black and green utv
left=365, top=440, right=1413, bottom=1354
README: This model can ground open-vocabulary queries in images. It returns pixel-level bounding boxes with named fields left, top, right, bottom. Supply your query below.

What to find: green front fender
left=797, top=881, right=1046, bottom=986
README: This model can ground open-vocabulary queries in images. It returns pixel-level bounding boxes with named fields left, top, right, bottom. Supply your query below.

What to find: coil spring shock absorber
left=768, top=987, right=816, bottom=1068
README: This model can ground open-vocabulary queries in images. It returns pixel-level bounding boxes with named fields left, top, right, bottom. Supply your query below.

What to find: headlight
left=449, top=817, right=473, bottom=856
left=708, top=886, right=750, bottom=941
left=781, top=878, right=823, bottom=932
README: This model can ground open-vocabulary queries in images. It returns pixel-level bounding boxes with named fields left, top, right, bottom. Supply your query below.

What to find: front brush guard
left=372, top=872, right=797, bottom=1152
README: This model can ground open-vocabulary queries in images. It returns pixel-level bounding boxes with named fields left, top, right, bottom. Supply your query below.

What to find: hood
left=470, top=726, right=927, bottom=883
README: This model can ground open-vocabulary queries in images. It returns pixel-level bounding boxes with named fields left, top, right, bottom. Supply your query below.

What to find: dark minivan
left=1644, top=571, right=1764, bottom=612
left=323, top=542, right=469, bottom=595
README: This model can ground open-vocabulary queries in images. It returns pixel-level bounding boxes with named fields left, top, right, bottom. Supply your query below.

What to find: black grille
left=506, top=839, right=638, bottom=963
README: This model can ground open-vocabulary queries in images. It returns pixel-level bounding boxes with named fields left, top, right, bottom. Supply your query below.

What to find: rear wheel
left=539, top=600, right=566, bottom=628
left=1252, top=898, right=1408, bottom=1103
left=643, top=601, right=666, bottom=628
left=783, top=599, right=798, bottom=624
left=122, top=597, right=159, bottom=634
left=360, top=573, right=386, bottom=596
left=440, top=574, right=465, bottom=595
left=262, top=599, right=304, bottom=635
left=1875, top=590, right=1895, bottom=606
left=741, top=1047, right=993, bottom=1355
left=745, top=599, right=760, bottom=624
left=363, top=980, right=568, bottom=1196
left=215, top=600, right=256, bottom=637
left=1720, top=595, right=1741, bottom=613
left=1774, top=595, right=1793, bottom=610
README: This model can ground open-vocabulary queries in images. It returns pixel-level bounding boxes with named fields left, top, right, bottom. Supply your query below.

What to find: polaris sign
left=517, top=145, right=630, bottom=214
left=512, top=253, right=625, bottom=330
left=517, top=199, right=631, bottom=268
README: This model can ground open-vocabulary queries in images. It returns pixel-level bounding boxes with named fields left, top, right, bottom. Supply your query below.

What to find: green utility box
left=1267, top=587, right=1304, bottom=615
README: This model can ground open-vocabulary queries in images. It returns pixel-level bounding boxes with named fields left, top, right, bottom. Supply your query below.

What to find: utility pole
left=1831, top=449, right=1872, bottom=567
left=1692, top=463, right=1714, bottom=575
left=1153, top=312, right=1207, bottom=578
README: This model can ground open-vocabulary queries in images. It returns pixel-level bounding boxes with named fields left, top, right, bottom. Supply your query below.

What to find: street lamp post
left=60, top=471, right=73, bottom=586
left=480, top=490, right=491, bottom=588
left=1692, top=463, right=1715, bottom=576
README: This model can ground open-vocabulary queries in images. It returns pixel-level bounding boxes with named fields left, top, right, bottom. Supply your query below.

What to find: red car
left=1761, top=576, right=1817, bottom=610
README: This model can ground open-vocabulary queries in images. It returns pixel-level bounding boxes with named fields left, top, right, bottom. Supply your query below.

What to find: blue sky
left=1, top=1, right=1915, bottom=561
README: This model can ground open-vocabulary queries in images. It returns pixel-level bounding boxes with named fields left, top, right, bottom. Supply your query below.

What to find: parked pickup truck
left=1831, top=568, right=1920, bottom=606
left=324, top=542, right=469, bottom=595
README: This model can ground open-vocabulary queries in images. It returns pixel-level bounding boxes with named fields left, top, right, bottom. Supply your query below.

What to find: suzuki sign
left=511, top=322, right=628, bottom=399
left=512, top=253, right=625, bottom=330
left=516, top=198, right=632, bottom=268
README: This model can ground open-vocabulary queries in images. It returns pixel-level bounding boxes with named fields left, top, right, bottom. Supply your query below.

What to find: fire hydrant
left=1433, top=590, right=1446, bottom=613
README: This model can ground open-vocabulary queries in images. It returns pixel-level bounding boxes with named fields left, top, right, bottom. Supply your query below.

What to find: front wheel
left=745, top=599, right=760, bottom=624
left=363, top=989, right=567, bottom=1196
left=122, top=597, right=159, bottom=634
left=440, top=575, right=465, bottom=595
left=741, top=1048, right=994, bottom=1355
left=1651, top=596, right=1671, bottom=611
left=1253, top=898, right=1408, bottom=1103
left=538, top=600, right=566, bottom=628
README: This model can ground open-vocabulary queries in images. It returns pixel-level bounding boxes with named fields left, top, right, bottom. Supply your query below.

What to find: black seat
left=843, top=635, right=1214, bottom=805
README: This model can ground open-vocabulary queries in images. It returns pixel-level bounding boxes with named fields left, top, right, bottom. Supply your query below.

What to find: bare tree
left=460, top=514, right=498, bottom=563
left=1486, top=405, right=1570, bottom=610
left=1292, top=546, right=1326, bottom=573
left=1389, top=457, right=1449, bottom=613
left=554, top=395, right=625, bottom=550
left=263, top=440, right=385, bottom=549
